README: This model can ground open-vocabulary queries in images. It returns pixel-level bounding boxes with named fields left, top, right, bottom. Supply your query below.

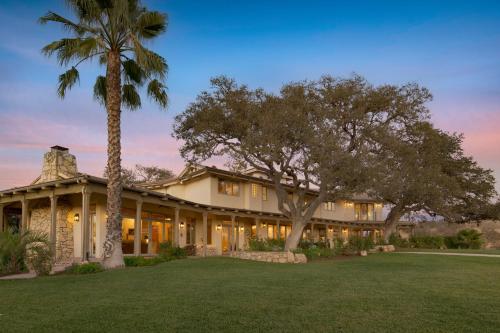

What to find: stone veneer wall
left=29, top=203, right=74, bottom=263
left=36, top=148, right=78, bottom=184
left=195, top=245, right=218, bottom=256
left=230, top=251, right=307, bottom=264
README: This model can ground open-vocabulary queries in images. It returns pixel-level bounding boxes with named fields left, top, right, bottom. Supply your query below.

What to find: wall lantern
left=328, top=225, right=334, bottom=232
left=216, top=224, right=222, bottom=231
left=180, top=222, right=185, bottom=228
left=145, top=235, right=149, bottom=244
left=73, top=213, right=80, bottom=223
left=261, top=223, right=267, bottom=228
left=239, top=226, right=244, bottom=232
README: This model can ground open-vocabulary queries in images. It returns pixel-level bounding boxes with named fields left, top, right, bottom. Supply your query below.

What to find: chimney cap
left=51, top=145, right=69, bottom=152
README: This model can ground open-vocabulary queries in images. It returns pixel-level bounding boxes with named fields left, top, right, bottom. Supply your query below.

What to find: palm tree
left=40, top=0, right=168, bottom=268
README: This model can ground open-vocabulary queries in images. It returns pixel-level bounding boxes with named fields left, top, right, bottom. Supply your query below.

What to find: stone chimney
left=33, top=146, right=78, bottom=184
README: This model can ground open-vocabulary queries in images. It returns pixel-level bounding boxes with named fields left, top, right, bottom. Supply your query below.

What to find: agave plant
left=0, top=229, right=52, bottom=276
left=40, top=0, right=169, bottom=268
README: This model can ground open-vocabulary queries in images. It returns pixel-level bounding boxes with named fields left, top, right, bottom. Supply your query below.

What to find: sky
left=0, top=0, right=499, bottom=193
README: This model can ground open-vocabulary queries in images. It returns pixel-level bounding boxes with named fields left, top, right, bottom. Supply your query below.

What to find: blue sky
left=0, top=0, right=499, bottom=192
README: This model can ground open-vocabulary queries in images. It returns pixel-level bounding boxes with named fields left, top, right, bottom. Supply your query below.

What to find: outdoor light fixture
left=261, top=223, right=267, bottom=228
left=180, top=222, right=185, bottom=228
left=73, top=213, right=80, bottom=223
left=145, top=235, right=149, bottom=244
left=216, top=224, right=222, bottom=231
left=240, top=226, right=244, bottom=232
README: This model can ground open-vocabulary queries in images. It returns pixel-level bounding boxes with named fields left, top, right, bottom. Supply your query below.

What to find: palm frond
left=65, top=0, right=102, bottom=23
left=132, top=39, right=168, bottom=79
left=122, top=59, right=144, bottom=84
left=41, top=37, right=101, bottom=66
left=147, top=79, right=168, bottom=109
left=136, top=11, right=167, bottom=39
left=93, top=75, right=107, bottom=105
left=39, top=11, right=95, bottom=35
left=57, top=67, right=80, bottom=98
left=122, top=84, right=141, bottom=110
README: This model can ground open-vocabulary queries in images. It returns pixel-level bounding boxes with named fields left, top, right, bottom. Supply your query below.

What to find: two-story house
left=0, top=146, right=387, bottom=263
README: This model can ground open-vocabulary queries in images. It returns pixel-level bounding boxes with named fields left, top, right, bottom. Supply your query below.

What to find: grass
left=1, top=254, right=500, bottom=333
left=396, top=248, right=500, bottom=255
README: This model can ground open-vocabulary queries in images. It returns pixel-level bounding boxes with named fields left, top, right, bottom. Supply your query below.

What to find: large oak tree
left=174, top=76, right=430, bottom=250
left=40, top=0, right=168, bottom=268
left=371, top=122, right=496, bottom=241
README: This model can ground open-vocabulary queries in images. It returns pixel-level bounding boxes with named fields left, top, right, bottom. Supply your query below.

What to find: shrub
left=65, top=262, right=103, bottom=274
left=409, top=235, right=445, bottom=249
left=388, top=233, right=409, bottom=248
left=159, top=242, right=187, bottom=259
left=0, top=229, right=52, bottom=276
left=248, top=238, right=285, bottom=252
left=445, top=229, right=484, bottom=249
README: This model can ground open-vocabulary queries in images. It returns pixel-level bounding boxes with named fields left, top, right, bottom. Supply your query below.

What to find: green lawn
left=396, top=248, right=500, bottom=255
left=1, top=254, right=500, bottom=333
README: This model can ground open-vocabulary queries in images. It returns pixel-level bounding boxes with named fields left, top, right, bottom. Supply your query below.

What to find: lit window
left=354, top=203, right=375, bottom=221
left=323, top=201, right=335, bottom=211
left=218, top=179, right=240, bottom=196
left=262, top=186, right=268, bottom=201
left=251, top=183, right=258, bottom=198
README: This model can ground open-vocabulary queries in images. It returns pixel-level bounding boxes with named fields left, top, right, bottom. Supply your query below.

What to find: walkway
left=398, top=251, right=500, bottom=258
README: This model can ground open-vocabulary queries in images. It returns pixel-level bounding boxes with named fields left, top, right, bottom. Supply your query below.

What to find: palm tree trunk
left=102, top=50, right=124, bottom=269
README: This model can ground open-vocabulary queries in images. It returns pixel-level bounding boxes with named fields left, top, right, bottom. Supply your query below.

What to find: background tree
left=103, top=164, right=174, bottom=185
left=174, top=75, right=429, bottom=250
left=40, top=0, right=169, bottom=268
left=371, top=122, right=497, bottom=241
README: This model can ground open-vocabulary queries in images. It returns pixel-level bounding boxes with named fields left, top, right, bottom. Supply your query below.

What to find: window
left=262, top=186, right=268, bottom=201
left=323, top=201, right=335, bottom=211
left=218, top=179, right=240, bottom=196
left=354, top=203, right=375, bottom=221
left=251, top=183, right=258, bottom=198
left=207, top=221, right=212, bottom=245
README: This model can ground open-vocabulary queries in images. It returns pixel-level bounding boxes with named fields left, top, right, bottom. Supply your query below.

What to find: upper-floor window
left=262, top=186, right=268, bottom=201
left=324, top=201, right=335, bottom=211
left=251, top=183, right=258, bottom=198
left=355, top=203, right=375, bottom=221
left=218, top=179, right=240, bottom=196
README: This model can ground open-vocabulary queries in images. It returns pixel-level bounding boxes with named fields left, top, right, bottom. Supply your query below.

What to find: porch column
left=311, top=223, right=315, bottom=241
left=236, top=218, right=240, bottom=251
left=202, top=211, right=208, bottom=257
left=162, top=222, right=166, bottom=242
left=230, top=215, right=235, bottom=252
left=134, top=200, right=142, bottom=255
left=0, top=204, right=4, bottom=232
left=81, top=187, right=91, bottom=261
left=147, top=218, right=153, bottom=254
left=49, top=194, right=58, bottom=257
left=21, top=198, right=29, bottom=232
left=174, top=207, right=180, bottom=246
left=277, top=220, right=280, bottom=239
left=255, top=218, right=260, bottom=239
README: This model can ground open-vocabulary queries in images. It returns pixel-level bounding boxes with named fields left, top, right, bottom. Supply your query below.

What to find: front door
left=222, top=225, right=231, bottom=252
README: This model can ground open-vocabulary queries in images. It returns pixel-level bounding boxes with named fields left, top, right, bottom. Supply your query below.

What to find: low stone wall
left=230, top=251, right=307, bottom=264
left=195, top=245, right=218, bottom=256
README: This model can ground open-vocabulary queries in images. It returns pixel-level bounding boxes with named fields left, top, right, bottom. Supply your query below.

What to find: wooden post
left=21, top=198, right=29, bottom=233
left=134, top=200, right=142, bottom=255
left=147, top=218, right=153, bottom=255
left=255, top=218, right=260, bottom=240
left=174, top=207, right=180, bottom=246
left=81, top=188, right=91, bottom=261
left=311, top=223, right=315, bottom=241
left=236, top=218, right=240, bottom=251
left=277, top=220, right=280, bottom=240
left=162, top=221, right=166, bottom=242
left=49, top=194, right=58, bottom=257
left=203, top=212, right=208, bottom=257
left=231, top=215, right=235, bottom=252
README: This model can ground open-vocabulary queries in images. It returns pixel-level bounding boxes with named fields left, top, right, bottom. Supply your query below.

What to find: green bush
left=388, top=233, right=409, bottom=248
left=65, top=262, right=104, bottom=274
left=409, top=235, right=445, bottom=249
left=0, top=229, right=52, bottom=276
left=248, top=238, right=285, bottom=252
left=296, top=247, right=337, bottom=260
left=445, top=229, right=484, bottom=249
left=159, top=242, right=187, bottom=259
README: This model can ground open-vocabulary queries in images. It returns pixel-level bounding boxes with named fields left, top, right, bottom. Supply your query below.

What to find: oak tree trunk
left=102, top=50, right=125, bottom=269
left=383, top=208, right=403, bottom=243
left=284, top=219, right=307, bottom=251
